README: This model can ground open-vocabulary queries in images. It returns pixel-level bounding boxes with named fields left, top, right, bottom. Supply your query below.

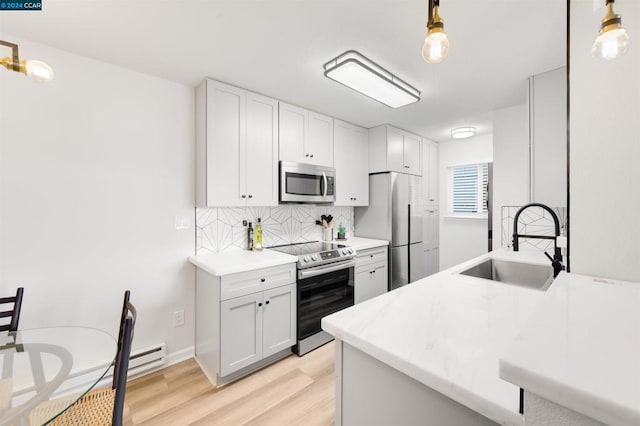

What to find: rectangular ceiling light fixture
left=323, top=50, right=420, bottom=108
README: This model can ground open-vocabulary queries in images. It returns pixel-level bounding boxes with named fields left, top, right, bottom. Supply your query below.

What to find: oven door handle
left=298, top=259, right=355, bottom=280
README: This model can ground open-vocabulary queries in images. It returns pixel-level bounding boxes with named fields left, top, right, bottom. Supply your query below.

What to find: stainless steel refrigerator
left=354, top=172, right=424, bottom=290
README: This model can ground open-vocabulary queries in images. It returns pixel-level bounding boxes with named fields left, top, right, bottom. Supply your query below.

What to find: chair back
left=112, top=291, right=136, bottom=426
left=0, top=287, right=24, bottom=332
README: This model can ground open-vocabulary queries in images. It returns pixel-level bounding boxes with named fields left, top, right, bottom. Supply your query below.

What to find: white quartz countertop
left=333, top=236, right=389, bottom=252
left=500, top=272, right=640, bottom=426
left=189, top=247, right=297, bottom=276
left=322, top=248, right=551, bottom=426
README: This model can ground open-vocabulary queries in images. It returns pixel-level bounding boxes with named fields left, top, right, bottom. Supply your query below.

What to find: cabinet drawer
left=221, top=263, right=296, bottom=301
left=355, top=246, right=388, bottom=269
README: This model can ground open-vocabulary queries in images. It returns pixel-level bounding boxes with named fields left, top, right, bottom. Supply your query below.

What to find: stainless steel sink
left=459, top=258, right=554, bottom=291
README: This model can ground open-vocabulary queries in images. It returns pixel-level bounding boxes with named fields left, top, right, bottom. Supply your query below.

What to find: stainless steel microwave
left=279, top=161, right=336, bottom=204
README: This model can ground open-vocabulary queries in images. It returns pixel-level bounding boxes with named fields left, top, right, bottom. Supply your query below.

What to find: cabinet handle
left=370, top=255, right=373, bottom=258
left=260, top=278, right=266, bottom=282
left=248, top=194, right=253, bottom=199
left=258, top=302, right=263, bottom=307
left=241, top=195, right=246, bottom=199
left=310, top=154, right=314, bottom=158
left=305, top=154, right=309, bottom=157
left=265, top=300, right=270, bottom=305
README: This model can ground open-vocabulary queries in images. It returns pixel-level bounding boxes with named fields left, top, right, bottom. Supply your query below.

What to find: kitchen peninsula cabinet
left=279, top=102, right=334, bottom=167
left=334, top=119, right=369, bottom=206
left=195, top=79, right=278, bottom=207
left=369, top=125, right=422, bottom=176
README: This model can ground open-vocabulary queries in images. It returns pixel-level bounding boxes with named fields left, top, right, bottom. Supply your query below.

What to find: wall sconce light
left=592, top=0, right=630, bottom=61
left=422, top=0, right=450, bottom=63
left=451, top=126, right=476, bottom=139
left=1, top=40, right=54, bottom=82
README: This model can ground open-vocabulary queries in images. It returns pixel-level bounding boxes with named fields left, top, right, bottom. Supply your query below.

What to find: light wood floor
left=125, top=342, right=335, bottom=425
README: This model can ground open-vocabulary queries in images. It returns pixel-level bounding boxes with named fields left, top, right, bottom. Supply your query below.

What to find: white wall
left=0, top=34, right=196, bottom=362
left=570, top=1, right=640, bottom=281
left=439, top=134, right=493, bottom=269
left=492, top=103, right=529, bottom=250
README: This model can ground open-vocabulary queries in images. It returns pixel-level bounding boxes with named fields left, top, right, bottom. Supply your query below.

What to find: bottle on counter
left=254, top=218, right=263, bottom=250
left=247, top=222, right=254, bottom=250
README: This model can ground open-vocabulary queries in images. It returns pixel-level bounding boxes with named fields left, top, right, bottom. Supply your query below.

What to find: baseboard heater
left=19, top=342, right=168, bottom=402
left=128, top=343, right=167, bottom=376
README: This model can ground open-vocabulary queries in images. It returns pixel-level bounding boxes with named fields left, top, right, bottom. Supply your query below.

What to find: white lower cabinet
left=354, top=246, right=388, bottom=304
left=424, top=247, right=439, bottom=277
left=220, top=292, right=262, bottom=376
left=195, top=264, right=297, bottom=386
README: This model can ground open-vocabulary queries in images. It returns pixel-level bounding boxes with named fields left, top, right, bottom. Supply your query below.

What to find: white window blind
left=448, top=163, right=489, bottom=215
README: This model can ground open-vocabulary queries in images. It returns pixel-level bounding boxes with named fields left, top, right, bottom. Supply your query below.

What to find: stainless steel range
left=269, top=241, right=356, bottom=356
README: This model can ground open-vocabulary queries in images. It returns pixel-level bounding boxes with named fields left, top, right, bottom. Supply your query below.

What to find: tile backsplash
left=196, top=205, right=354, bottom=254
left=501, top=206, right=567, bottom=251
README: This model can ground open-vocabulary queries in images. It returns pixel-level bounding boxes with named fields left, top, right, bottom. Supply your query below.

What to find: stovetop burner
left=268, top=241, right=356, bottom=269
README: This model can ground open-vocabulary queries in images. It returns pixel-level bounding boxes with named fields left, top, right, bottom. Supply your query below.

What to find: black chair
left=0, top=287, right=24, bottom=332
left=33, top=290, right=136, bottom=426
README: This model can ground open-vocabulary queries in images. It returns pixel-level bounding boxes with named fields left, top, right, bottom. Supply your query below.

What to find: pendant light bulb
left=422, top=3, right=449, bottom=64
left=592, top=1, right=630, bottom=61
left=25, top=60, right=54, bottom=82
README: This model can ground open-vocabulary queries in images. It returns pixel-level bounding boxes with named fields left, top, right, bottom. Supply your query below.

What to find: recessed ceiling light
left=451, top=126, right=476, bottom=139
left=323, top=50, right=420, bottom=108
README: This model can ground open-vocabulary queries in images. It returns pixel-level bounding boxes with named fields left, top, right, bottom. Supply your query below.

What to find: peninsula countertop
left=322, top=248, right=551, bottom=426
left=500, top=272, right=640, bottom=426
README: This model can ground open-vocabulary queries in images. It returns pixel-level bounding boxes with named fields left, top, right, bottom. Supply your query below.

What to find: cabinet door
left=246, top=92, right=279, bottom=206
left=386, top=127, right=405, bottom=172
left=423, top=247, right=440, bottom=277
left=403, top=133, right=422, bottom=176
left=424, top=208, right=439, bottom=250
left=427, top=141, right=439, bottom=206
left=279, top=102, right=306, bottom=163
left=370, top=263, right=387, bottom=299
left=307, top=112, right=334, bottom=166
left=354, top=267, right=372, bottom=304
left=262, top=284, right=296, bottom=358
left=220, top=293, right=262, bottom=376
left=206, top=80, right=246, bottom=206
left=334, top=120, right=369, bottom=206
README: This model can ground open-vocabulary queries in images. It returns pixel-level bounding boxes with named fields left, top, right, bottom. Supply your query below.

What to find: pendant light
left=592, top=0, right=630, bottom=61
left=0, top=40, right=54, bottom=82
left=422, top=0, right=449, bottom=64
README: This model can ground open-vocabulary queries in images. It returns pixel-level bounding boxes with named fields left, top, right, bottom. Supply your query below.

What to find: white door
left=245, top=92, right=278, bottom=206
left=206, top=80, right=246, bottom=206
left=354, top=267, right=372, bottom=304
left=279, top=102, right=306, bottom=163
left=262, top=284, right=296, bottom=358
left=386, top=127, right=405, bottom=172
left=404, top=133, right=422, bottom=176
left=307, top=112, right=334, bottom=166
left=424, top=208, right=439, bottom=250
left=220, top=293, right=262, bottom=376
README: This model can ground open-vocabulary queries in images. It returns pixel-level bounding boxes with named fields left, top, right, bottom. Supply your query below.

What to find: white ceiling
left=0, top=0, right=566, bottom=142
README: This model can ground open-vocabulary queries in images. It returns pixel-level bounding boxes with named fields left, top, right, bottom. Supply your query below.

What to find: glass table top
left=0, top=326, right=117, bottom=425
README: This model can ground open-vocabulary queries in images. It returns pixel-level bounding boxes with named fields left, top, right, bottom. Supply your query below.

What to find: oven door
left=280, top=161, right=335, bottom=203
left=297, top=260, right=355, bottom=340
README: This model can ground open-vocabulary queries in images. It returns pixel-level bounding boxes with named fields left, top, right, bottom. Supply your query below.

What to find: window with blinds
left=448, top=163, right=489, bottom=216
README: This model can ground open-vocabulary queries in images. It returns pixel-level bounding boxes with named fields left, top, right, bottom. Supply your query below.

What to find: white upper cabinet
left=196, top=79, right=278, bottom=207
left=369, top=125, right=422, bottom=176
left=422, top=138, right=439, bottom=207
left=334, top=120, right=369, bottom=206
left=279, top=102, right=334, bottom=167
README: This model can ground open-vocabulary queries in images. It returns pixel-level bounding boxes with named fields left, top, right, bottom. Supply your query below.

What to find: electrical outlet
left=173, top=310, right=185, bottom=327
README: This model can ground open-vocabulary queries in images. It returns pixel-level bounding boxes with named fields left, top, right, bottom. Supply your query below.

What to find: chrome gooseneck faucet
left=512, top=203, right=565, bottom=277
